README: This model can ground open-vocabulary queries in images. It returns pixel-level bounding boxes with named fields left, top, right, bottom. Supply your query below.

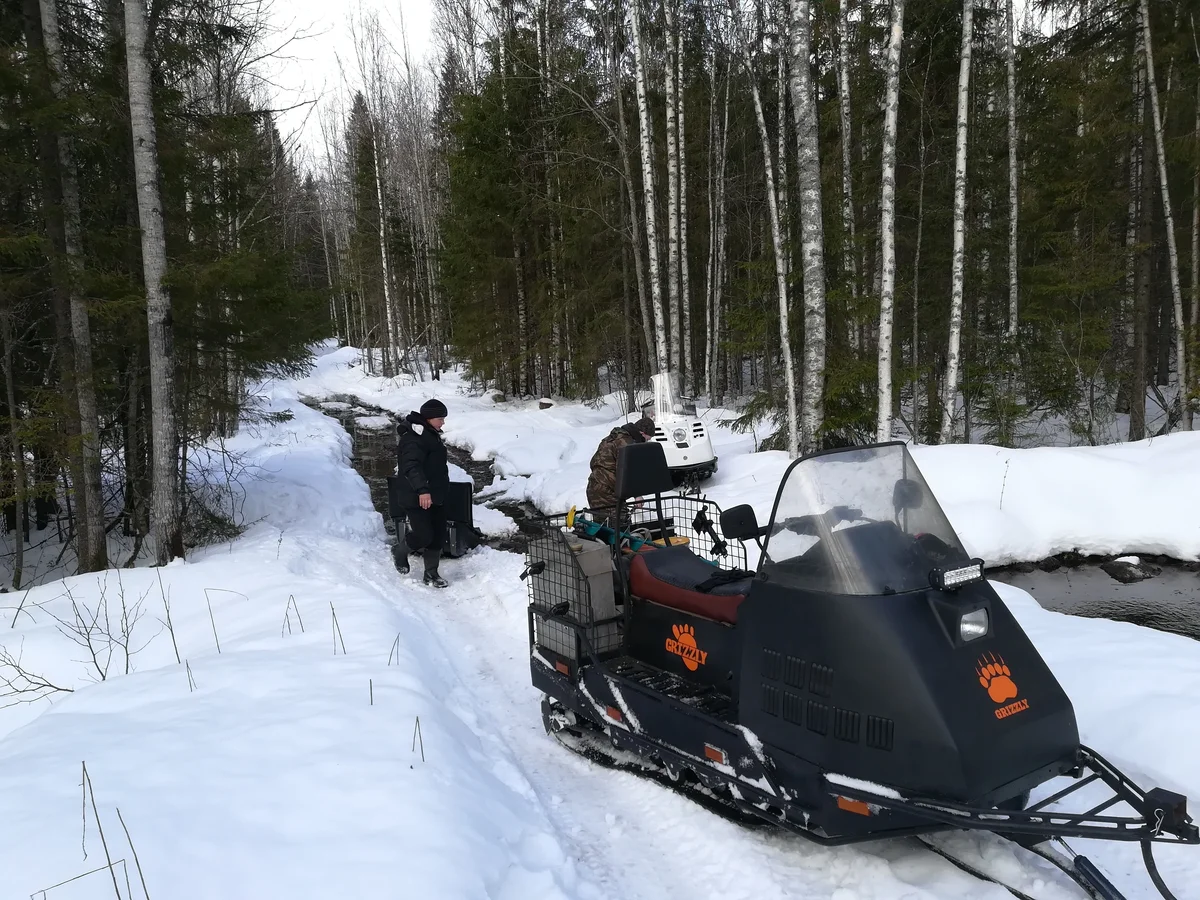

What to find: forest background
left=1, top=0, right=1196, bottom=585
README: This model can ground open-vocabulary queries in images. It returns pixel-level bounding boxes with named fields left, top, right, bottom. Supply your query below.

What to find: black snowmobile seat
left=629, top=545, right=751, bottom=625
left=616, top=440, right=675, bottom=500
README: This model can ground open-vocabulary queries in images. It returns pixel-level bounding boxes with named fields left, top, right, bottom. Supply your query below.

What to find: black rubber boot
left=392, top=543, right=409, bottom=574
left=392, top=518, right=410, bottom=574
left=422, top=548, right=448, bottom=588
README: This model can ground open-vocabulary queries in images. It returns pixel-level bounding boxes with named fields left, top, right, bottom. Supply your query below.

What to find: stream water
left=989, top=564, right=1200, bottom=641
left=306, top=396, right=1200, bottom=643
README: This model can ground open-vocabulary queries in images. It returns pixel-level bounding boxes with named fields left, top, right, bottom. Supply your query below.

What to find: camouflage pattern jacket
left=585, top=424, right=646, bottom=517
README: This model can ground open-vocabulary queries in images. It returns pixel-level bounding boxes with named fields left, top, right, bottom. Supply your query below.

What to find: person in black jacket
left=395, top=399, right=451, bottom=587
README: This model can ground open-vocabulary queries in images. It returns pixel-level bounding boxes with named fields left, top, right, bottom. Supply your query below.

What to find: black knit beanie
left=420, top=398, right=448, bottom=420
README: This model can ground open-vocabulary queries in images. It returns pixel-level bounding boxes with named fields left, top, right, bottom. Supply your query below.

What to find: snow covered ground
left=1, top=345, right=1198, bottom=900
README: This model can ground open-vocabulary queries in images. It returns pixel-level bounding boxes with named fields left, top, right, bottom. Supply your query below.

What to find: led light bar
left=930, top=559, right=985, bottom=591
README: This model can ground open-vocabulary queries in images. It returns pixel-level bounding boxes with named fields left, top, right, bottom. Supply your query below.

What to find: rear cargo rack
left=523, top=513, right=623, bottom=666
left=522, top=498, right=747, bottom=671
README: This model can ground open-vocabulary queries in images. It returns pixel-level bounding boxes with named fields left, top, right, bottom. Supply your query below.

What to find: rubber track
left=549, top=725, right=772, bottom=830
left=547, top=716, right=1116, bottom=900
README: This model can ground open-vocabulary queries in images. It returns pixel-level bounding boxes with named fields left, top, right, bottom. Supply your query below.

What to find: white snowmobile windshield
left=761, top=444, right=972, bottom=596
left=651, top=371, right=697, bottom=418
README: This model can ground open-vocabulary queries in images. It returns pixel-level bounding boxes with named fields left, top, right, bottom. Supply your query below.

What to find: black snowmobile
left=521, top=440, right=1198, bottom=900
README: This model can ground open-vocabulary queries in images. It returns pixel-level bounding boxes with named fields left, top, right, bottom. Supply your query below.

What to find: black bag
left=443, top=481, right=480, bottom=558
left=388, top=475, right=482, bottom=559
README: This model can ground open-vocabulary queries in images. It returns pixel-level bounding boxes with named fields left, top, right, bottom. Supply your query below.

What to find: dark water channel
left=989, top=562, right=1200, bottom=642
left=305, top=395, right=1200, bottom=643
left=304, top=396, right=546, bottom=553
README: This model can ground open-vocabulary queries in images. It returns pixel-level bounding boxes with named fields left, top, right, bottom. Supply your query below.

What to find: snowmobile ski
left=917, top=833, right=1132, bottom=900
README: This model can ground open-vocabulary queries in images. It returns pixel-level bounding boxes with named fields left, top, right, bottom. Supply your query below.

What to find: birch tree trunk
left=912, top=124, right=927, bottom=442
left=1139, top=0, right=1189, bottom=429
left=539, top=0, right=560, bottom=391
left=678, top=24, right=692, bottom=389
left=371, top=129, right=399, bottom=374
left=31, top=0, right=107, bottom=571
left=1006, top=0, right=1018, bottom=337
left=1192, top=79, right=1199, bottom=371
left=704, top=60, right=718, bottom=400
left=125, top=0, right=181, bottom=564
left=664, top=0, right=681, bottom=370
left=939, top=0, right=974, bottom=444
left=706, top=71, right=730, bottom=402
left=613, top=43, right=656, bottom=360
left=740, top=41, right=799, bottom=455
left=776, top=30, right=790, bottom=287
left=836, top=0, right=858, bottom=306
left=789, top=0, right=827, bottom=452
left=622, top=233, right=636, bottom=411
left=319, top=199, right=338, bottom=338
left=700, top=72, right=710, bottom=400
left=875, top=0, right=905, bottom=442
left=628, top=0, right=670, bottom=372
left=424, top=156, right=444, bottom=376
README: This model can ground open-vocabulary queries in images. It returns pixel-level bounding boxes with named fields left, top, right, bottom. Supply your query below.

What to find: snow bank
left=0, top=382, right=599, bottom=900
left=699, top=436, right=1200, bottom=566
left=912, top=438, right=1200, bottom=564
left=293, top=347, right=1200, bottom=565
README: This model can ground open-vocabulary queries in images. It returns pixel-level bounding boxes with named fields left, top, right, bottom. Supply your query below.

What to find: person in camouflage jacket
left=586, top=417, right=656, bottom=520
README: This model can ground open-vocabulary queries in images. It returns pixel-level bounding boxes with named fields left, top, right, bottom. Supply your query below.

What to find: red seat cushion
left=628, top=546, right=750, bottom=625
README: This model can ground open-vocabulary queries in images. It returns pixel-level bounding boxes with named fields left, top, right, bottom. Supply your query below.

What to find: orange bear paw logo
left=672, top=623, right=696, bottom=646
left=670, top=623, right=700, bottom=671
left=977, top=655, right=1018, bottom=704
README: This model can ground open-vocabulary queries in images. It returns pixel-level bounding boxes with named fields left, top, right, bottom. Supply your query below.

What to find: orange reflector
left=606, top=706, right=623, bottom=721
left=836, top=796, right=872, bottom=816
left=555, top=660, right=570, bottom=675
left=704, top=743, right=727, bottom=765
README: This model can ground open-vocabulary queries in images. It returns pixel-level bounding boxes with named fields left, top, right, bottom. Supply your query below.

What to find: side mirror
left=893, top=478, right=924, bottom=511
left=720, top=504, right=761, bottom=541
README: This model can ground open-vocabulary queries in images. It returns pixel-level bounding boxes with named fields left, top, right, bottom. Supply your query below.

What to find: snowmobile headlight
left=959, top=608, right=989, bottom=642
left=931, top=560, right=984, bottom=591
left=672, top=427, right=688, bottom=443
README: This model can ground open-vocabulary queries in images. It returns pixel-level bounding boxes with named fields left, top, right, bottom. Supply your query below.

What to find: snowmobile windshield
left=651, top=371, right=697, bottom=418
left=761, top=444, right=972, bottom=596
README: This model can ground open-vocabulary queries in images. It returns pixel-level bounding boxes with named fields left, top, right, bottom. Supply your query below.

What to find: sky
left=260, top=0, right=435, bottom=158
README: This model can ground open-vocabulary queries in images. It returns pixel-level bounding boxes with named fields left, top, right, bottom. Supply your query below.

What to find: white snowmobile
left=639, top=371, right=717, bottom=487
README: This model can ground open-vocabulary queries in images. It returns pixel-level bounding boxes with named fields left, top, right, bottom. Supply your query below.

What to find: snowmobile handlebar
left=769, top=506, right=865, bottom=537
